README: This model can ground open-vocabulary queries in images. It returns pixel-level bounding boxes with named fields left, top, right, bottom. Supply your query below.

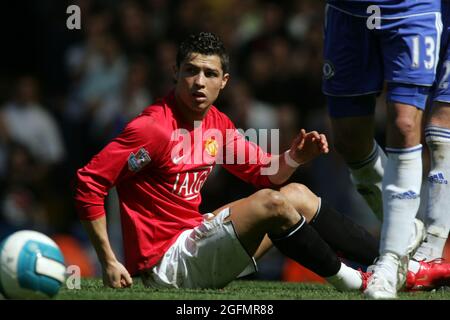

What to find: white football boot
left=364, top=219, right=424, bottom=299
left=364, top=252, right=406, bottom=299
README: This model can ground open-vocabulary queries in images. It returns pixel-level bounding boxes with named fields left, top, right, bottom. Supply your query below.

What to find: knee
left=393, top=115, right=417, bottom=138
left=280, top=183, right=318, bottom=222
left=252, top=189, right=291, bottom=222
left=280, top=184, right=309, bottom=209
left=280, top=183, right=309, bottom=200
left=388, top=103, right=422, bottom=140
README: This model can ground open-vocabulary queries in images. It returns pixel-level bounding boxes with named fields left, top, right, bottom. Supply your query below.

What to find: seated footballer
left=75, top=32, right=450, bottom=292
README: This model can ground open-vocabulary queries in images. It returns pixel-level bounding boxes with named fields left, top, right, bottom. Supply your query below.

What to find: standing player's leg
left=330, top=105, right=386, bottom=222
left=323, top=5, right=386, bottom=221
left=220, top=189, right=364, bottom=291
left=415, top=103, right=450, bottom=261
left=365, top=11, right=442, bottom=299
left=373, top=99, right=424, bottom=289
left=407, top=102, right=450, bottom=291
left=415, top=8, right=450, bottom=262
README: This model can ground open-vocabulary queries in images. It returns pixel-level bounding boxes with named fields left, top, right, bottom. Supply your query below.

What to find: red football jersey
left=74, top=92, right=275, bottom=275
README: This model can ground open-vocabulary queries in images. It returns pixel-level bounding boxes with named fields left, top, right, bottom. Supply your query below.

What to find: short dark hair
left=176, top=32, right=229, bottom=74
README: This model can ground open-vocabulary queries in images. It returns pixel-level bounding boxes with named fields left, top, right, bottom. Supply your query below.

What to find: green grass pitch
left=57, top=278, right=450, bottom=300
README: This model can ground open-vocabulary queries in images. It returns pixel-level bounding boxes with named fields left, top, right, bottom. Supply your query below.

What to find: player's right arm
left=75, top=115, right=165, bottom=288
left=75, top=122, right=144, bottom=288
left=81, top=217, right=132, bottom=288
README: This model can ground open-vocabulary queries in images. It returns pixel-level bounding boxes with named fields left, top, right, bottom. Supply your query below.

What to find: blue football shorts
left=323, top=4, right=442, bottom=117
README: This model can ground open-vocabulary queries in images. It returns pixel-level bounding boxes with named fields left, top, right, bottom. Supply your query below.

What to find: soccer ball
left=0, top=230, right=66, bottom=299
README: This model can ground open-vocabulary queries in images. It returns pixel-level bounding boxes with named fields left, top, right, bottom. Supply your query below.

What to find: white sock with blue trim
left=414, top=127, right=450, bottom=261
left=348, top=141, right=387, bottom=221
left=381, top=145, right=422, bottom=257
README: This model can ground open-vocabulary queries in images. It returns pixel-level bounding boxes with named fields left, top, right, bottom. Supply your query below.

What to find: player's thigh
left=323, top=5, right=383, bottom=97
left=213, top=193, right=267, bottom=257
left=184, top=208, right=256, bottom=288
left=217, top=189, right=300, bottom=256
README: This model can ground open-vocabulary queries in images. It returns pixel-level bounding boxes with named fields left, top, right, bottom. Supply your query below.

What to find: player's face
left=175, top=53, right=229, bottom=119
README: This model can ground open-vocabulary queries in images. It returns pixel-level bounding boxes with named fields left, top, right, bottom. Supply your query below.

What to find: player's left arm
left=268, top=129, right=329, bottom=185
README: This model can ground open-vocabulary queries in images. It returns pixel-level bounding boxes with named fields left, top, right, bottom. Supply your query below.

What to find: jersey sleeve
left=220, top=116, right=275, bottom=189
left=74, top=116, right=165, bottom=220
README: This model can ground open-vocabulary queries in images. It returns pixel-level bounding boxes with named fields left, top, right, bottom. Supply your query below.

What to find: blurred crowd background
left=0, top=0, right=388, bottom=280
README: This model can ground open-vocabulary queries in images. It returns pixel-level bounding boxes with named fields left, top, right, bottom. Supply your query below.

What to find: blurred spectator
left=145, top=0, right=171, bottom=37
left=0, top=76, right=65, bottom=165
left=64, top=11, right=128, bottom=159
left=65, top=10, right=113, bottom=97
left=117, top=1, right=156, bottom=58
left=151, top=40, right=177, bottom=97
left=94, top=57, right=153, bottom=146
left=167, top=0, right=203, bottom=42
left=0, top=186, right=48, bottom=236
left=78, top=34, right=127, bottom=118
left=226, top=81, right=277, bottom=130
left=0, top=143, right=50, bottom=238
left=287, top=0, right=318, bottom=41
left=277, top=103, right=300, bottom=151
left=114, top=57, right=153, bottom=124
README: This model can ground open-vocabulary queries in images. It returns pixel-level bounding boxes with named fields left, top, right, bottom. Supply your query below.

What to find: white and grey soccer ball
left=0, top=230, right=66, bottom=299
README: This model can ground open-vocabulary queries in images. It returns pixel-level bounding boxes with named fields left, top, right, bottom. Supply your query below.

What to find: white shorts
left=141, top=208, right=257, bottom=289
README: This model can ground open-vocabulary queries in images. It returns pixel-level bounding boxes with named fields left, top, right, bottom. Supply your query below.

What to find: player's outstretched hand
left=102, top=260, right=133, bottom=288
left=288, top=129, right=329, bottom=165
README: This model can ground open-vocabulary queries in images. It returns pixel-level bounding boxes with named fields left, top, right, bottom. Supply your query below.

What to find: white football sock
left=414, top=127, right=450, bottom=260
left=373, top=252, right=399, bottom=281
left=348, top=141, right=387, bottom=221
left=381, top=145, right=422, bottom=257
left=326, top=262, right=363, bottom=291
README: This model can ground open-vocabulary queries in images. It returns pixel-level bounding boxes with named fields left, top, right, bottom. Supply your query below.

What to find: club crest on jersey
left=204, top=137, right=218, bottom=157
left=323, top=60, right=335, bottom=80
left=128, top=148, right=151, bottom=172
